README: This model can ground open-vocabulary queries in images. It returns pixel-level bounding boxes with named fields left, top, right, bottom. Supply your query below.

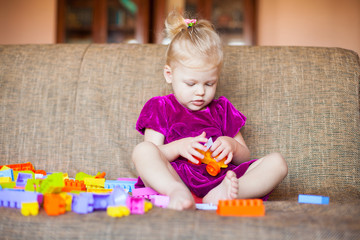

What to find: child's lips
left=192, top=100, right=205, bottom=106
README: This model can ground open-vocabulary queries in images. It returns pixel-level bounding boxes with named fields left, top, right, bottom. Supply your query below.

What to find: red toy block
left=0, top=162, right=35, bottom=172
left=217, top=199, right=265, bottom=217
left=43, top=194, right=66, bottom=216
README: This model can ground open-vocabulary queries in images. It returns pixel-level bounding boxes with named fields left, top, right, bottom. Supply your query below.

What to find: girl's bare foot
left=202, top=170, right=239, bottom=204
left=167, top=187, right=195, bottom=210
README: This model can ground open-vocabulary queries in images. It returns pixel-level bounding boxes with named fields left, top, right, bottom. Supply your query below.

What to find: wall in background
left=257, top=0, right=360, bottom=54
left=0, top=0, right=359, bottom=54
left=0, top=0, right=56, bottom=44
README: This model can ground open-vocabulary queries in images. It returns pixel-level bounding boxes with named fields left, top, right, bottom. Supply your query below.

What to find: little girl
left=132, top=12, right=288, bottom=210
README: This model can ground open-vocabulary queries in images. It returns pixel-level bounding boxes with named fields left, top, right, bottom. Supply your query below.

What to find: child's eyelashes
left=184, top=82, right=216, bottom=87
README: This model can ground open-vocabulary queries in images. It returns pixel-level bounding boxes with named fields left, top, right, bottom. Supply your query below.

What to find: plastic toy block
left=62, top=179, right=86, bottom=192
left=0, top=182, right=16, bottom=189
left=34, top=169, right=47, bottom=175
left=39, top=172, right=64, bottom=194
left=0, top=162, right=35, bottom=172
left=132, top=187, right=159, bottom=199
left=0, top=177, right=12, bottom=183
left=0, top=189, right=43, bottom=209
left=107, top=205, right=130, bottom=218
left=0, top=166, right=11, bottom=171
left=84, top=178, right=105, bottom=188
left=108, top=187, right=129, bottom=207
left=72, top=192, right=94, bottom=214
left=59, top=193, right=73, bottom=211
left=0, top=168, right=14, bottom=181
left=16, top=173, right=33, bottom=187
left=126, top=197, right=152, bottom=214
left=150, top=195, right=169, bottom=208
left=44, top=194, right=66, bottom=216
left=21, top=202, right=39, bottom=216
left=105, top=179, right=136, bottom=193
left=196, top=203, right=217, bottom=210
left=298, top=194, right=330, bottom=205
left=92, top=193, right=111, bottom=210
left=191, top=138, right=228, bottom=176
left=25, top=179, right=42, bottom=192
left=75, top=172, right=94, bottom=181
left=95, top=172, right=106, bottom=178
left=217, top=199, right=265, bottom=217
left=87, top=188, right=112, bottom=193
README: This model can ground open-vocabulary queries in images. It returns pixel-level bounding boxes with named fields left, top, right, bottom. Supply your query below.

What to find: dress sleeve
left=216, top=96, right=247, bottom=137
left=136, top=96, right=168, bottom=136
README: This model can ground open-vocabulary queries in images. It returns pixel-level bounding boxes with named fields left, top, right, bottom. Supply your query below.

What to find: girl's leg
left=237, top=152, right=288, bottom=199
left=203, top=152, right=288, bottom=204
left=132, top=141, right=195, bottom=210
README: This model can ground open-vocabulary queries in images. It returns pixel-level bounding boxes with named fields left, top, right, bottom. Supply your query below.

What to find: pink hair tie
left=184, top=19, right=197, bottom=28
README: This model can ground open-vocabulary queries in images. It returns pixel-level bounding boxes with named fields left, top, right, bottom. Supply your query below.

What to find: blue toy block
left=105, top=179, right=136, bottom=193
left=196, top=203, right=217, bottom=210
left=0, top=169, right=14, bottom=181
left=298, top=194, right=330, bottom=205
left=0, top=189, right=43, bottom=208
left=16, top=173, right=33, bottom=187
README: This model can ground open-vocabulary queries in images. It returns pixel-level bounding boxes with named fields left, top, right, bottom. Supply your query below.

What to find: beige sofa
left=0, top=44, right=359, bottom=239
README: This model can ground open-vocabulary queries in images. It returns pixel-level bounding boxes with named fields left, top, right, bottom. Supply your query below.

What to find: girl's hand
left=210, top=136, right=236, bottom=164
left=178, top=132, right=208, bottom=164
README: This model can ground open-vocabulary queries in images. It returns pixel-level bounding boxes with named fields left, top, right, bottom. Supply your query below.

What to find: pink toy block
left=132, top=187, right=159, bottom=199
left=127, top=197, right=145, bottom=214
left=150, top=195, right=169, bottom=208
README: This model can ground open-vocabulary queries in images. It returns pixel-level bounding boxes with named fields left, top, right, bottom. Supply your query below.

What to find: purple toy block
left=108, top=187, right=128, bottom=207
left=93, top=193, right=111, bottom=210
left=132, top=187, right=159, bottom=199
left=0, top=189, right=43, bottom=208
left=16, top=173, right=33, bottom=187
left=72, top=192, right=94, bottom=214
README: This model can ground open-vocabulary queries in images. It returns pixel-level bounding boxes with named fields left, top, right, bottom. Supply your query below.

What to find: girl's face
left=164, top=63, right=220, bottom=111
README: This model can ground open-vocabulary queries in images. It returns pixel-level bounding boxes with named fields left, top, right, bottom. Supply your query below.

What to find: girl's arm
left=210, top=131, right=251, bottom=165
left=144, top=128, right=208, bottom=164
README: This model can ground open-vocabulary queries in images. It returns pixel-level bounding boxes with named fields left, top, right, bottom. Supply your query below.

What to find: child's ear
left=163, top=65, right=172, bottom=84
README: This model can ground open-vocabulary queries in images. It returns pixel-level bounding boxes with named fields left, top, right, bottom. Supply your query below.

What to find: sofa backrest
left=0, top=44, right=359, bottom=201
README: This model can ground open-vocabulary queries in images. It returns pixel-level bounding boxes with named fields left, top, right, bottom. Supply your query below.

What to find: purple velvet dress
left=135, top=94, right=268, bottom=200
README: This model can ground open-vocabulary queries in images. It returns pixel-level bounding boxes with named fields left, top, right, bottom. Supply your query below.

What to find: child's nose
left=195, top=85, right=205, bottom=95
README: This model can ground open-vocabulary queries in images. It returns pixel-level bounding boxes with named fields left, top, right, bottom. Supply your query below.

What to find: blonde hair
left=165, top=11, right=223, bottom=69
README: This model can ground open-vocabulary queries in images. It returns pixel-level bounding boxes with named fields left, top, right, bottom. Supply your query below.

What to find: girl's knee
left=132, top=141, right=158, bottom=163
left=266, top=152, right=288, bottom=177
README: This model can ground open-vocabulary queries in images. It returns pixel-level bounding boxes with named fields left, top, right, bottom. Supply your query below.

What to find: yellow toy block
left=107, top=206, right=130, bottom=218
left=0, top=177, right=12, bottom=183
left=21, top=202, right=39, bottom=216
left=84, top=178, right=105, bottom=188
left=59, top=193, right=73, bottom=211
left=0, top=166, right=11, bottom=171
left=144, top=201, right=153, bottom=212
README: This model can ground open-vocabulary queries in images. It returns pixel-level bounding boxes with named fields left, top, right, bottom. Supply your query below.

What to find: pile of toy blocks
left=0, top=162, right=153, bottom=217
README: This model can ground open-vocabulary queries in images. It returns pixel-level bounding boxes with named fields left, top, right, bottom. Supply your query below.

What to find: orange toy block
left=43, top=194, right=66, bottom=216
left=217, top=199, right=265, bottom=217
left=194, top=149, right=228, bottom=176
left=62, top=179, right=86, bottom=192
